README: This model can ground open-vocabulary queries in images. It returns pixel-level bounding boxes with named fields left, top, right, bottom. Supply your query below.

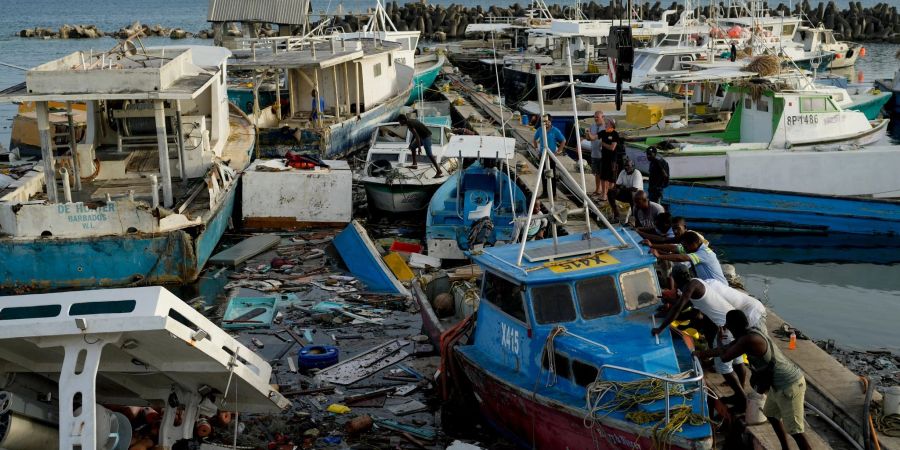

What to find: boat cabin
left=207, top=0, right=312, bottom=49
left=722, top=83, right=876, bottom=148
left=456, top=229, right=712, bottom=447
left=0, top=46, right=247, bottom=239
left=228, top=36, right=414, bottom=157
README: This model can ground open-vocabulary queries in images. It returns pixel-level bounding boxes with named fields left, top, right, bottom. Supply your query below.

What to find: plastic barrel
left=298, top=346, right=340, bottom=370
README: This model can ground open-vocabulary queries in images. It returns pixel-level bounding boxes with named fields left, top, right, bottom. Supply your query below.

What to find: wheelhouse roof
left=471, top=228, right=653, bottom=285
left=228, top=39, right=401, bottom=70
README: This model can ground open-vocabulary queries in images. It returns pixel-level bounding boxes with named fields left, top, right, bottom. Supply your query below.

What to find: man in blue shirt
left=532, top=115, right=566, bottom=198
left=310, top=89, right=326, bottom=121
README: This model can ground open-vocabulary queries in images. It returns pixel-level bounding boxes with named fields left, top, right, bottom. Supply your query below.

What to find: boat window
left=801, top=97, right=828, bottom=112
left=388, top=54, right=393, bottom=67
left=756, top=98, right=769, bottom=112
left=576, top=276, right=621, bottom=319
left=374, top=63, right=382, bottom=78
left=370, top=152, right=399, bottom=162
left=620, top=268, right=660, bottom=311
left=655, top=55, right=676, bottom=72
left=782, top=24, right=796, bottom=36
left=831, top=93, right=844, bottom=102
left=572, top=360, right=599, bottom=386
left=483, top=272, right=528, bottom=323
left=541, top=350, right=572, bottom=379
left=744, top=97, right=751, bottom=110
left=531, top=283, right=576, bottom=324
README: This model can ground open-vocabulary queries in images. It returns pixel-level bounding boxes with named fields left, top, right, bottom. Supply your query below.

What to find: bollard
left=61, top=168, right=72, bottom=203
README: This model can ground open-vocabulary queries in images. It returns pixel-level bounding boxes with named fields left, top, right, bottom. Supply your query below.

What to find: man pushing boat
left=398, top=114, right=444, bottom=178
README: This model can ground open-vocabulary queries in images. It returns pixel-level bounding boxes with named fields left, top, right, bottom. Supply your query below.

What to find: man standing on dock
left=696, top=310, right=812, bottom=450
left=532, top=114, right=566, bottom=198
left=398, top=114, right=443, bottom=178
left=646, top=147, right=670, bottom=203
left=586, top=111, right=609, bottom=197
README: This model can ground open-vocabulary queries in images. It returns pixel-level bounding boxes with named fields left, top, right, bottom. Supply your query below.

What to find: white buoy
left=885, top=385, right=900, bottom=416
left=746, top=391, right=768, bottom=425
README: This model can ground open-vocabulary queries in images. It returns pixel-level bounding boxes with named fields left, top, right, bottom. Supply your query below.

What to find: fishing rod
left=0, top=61, right=28, bottom=71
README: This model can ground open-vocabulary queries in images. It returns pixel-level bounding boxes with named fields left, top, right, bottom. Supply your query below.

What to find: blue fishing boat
left=409, top=53, right=446, bottom=104
left=664, top=181, right=900, bottom=235
left=426, top=155, right=527, bottom=260
left=450, top=227, right=712, bottom=449
left=0, top=46, right=253, bottom=290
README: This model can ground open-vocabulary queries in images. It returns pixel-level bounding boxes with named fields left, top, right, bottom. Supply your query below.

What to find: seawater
left=0, top=0, right=898, bottom=351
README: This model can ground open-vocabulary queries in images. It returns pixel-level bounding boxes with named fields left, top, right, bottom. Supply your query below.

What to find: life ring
left=297, top=345, right=339, bottom=370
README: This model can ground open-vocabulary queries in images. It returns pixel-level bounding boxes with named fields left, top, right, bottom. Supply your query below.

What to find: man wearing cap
left=646, top=146, right=670, bottom=203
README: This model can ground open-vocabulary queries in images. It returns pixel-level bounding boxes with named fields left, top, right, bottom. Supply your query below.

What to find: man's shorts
left=713, top=329, right=744, bottom=374
left=591, top=157, right=603, bottom=175
left=764, top=376, right=806, bottom=434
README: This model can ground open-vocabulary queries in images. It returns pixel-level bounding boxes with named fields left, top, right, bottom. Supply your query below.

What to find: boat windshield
left=619, top=268, right=660, bottom=311
left=531, top=283, right=576, bottom=324
left=575, top=275, right=621, bottom=319
left=370, top=152, right=400, bottom=162
left=375, top=126, right=407, bottom=143
left=483, top=272, right=528, bottom=323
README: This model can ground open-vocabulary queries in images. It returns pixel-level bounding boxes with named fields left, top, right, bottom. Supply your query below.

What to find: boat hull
left=364, top=182, right=439, bottom=213
left=409, top=55, right=445, bottom=105
left=0, top=184, right=238, bottom=291
left=873, top=79, right=900, bottom=115
left=456, top=350, right=709, bottom=450
left=324, top=85, right=412, bottom=159
left=502, top=66, right=601, bottom=105
left=664, top=181, right=900, bottom=235
left=848, top=91, right=893, bottom=120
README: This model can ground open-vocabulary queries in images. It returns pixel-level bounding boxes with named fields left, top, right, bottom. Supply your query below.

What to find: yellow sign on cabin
left=543, top=252, right=620, bottom=273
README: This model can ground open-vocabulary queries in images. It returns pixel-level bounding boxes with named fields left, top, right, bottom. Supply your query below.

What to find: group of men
left=640, top=218, right=811, bottom=450
left=531, top=111, right=671, bottom=225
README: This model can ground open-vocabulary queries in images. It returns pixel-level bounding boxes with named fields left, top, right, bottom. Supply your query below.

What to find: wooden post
left=35, top=101, right=58, bottom=203
left=343, top=63, right=351, bottom=116
left=154, top=100, right=173, bottom=207
left=274, top=68, right=282, bottom=121
left=288, top=70, right=297, bottom=119
left=355, top=62, right=362, bottom=115
left=174, top=100, right=187, bottom=183
left=332, top=66, right=341, bottom=118
left=65, top=101, right=82, bottom=191
left=313, top=69, right=322, bottom=126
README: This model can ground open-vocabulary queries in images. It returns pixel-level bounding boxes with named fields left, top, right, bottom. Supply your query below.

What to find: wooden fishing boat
left=0, top=45, right=253, bottom=290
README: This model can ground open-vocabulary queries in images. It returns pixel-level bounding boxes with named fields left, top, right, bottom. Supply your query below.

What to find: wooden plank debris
left=209, top=234, right=281, bottom=267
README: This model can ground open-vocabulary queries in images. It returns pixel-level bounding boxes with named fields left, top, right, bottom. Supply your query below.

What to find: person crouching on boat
left=695, top=310, right=812, bottom=450
left=653, top=270, right=749, bottom=413
left=526, top=201, right=547, bottom=240
left=607, top=158, right=643, bottom=223
left=398, top=114, right=444, bottom=178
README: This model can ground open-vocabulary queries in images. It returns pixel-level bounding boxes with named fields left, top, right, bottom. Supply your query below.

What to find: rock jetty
left=15, top=1, right=900, bottom=43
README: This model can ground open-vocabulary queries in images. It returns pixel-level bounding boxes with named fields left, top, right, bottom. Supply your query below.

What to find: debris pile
left=187, top=225, right=494, bottom=449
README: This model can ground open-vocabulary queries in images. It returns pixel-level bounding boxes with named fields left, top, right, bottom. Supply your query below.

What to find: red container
left=389, top=241, right=423, bottom=254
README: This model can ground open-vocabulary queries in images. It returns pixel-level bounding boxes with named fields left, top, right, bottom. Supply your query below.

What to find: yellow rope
left=625, top=406, right=709, bottom=450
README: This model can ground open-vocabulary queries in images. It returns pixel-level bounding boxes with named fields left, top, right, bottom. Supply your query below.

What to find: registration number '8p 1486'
left=500, top=322, right=520, bottom=355
left=785, top=114, right=818, bottom=126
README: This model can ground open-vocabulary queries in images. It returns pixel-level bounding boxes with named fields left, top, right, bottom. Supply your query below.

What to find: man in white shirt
left=607, top=158, right=643, bottom=222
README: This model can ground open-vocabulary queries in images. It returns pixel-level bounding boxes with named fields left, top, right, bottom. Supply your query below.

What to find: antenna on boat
left=490, top=27, right=518, bottom=222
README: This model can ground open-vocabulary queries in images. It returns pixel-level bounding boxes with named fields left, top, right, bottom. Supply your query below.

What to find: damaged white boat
left=0, top=44, right=254, bottom=289
left=0, top=286, right=289, bottom=450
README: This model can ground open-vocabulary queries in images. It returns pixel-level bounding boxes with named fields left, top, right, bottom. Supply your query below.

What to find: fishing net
left=742, top=55, right=781, bottom=77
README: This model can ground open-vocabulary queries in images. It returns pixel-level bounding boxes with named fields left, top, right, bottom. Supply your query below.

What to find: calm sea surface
left=0, top=0, right=898, bottom=352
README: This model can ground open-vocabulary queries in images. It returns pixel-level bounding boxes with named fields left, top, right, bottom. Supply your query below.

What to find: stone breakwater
left=15, top=1, right=900, bottom=43
left=17, top=21, right=211, bottom=40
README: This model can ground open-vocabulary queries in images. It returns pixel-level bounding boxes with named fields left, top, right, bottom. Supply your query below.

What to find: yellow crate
left=625, top=103, right=663, bottom=127
left=383, top=252, right=414, bottom=282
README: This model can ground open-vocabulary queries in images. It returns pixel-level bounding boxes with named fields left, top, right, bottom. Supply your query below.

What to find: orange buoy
left=859, top=47, right=866, bottom=57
